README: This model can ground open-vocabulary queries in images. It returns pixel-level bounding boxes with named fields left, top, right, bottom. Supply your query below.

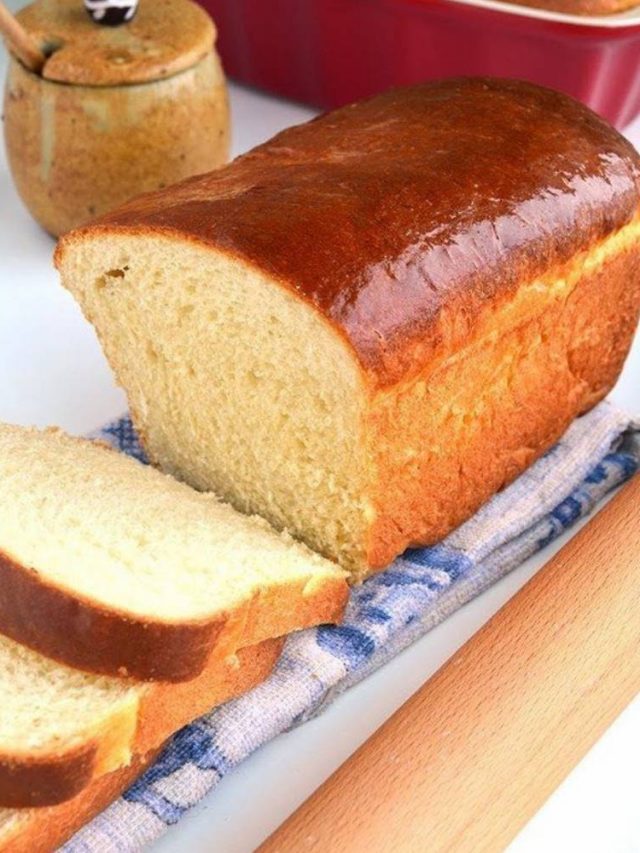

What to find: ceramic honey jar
left=3, top=0, right=229, bottom=236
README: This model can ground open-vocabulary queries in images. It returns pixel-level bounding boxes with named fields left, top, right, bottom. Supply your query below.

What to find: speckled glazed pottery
left=3, top=0, right=229, bottom=236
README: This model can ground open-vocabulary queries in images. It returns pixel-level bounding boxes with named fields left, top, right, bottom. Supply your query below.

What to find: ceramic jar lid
left=15, top=0, right=215, bottom=85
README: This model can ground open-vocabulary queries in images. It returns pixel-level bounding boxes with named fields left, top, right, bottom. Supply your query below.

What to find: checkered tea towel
left=63, top=400, right=639, bottom=852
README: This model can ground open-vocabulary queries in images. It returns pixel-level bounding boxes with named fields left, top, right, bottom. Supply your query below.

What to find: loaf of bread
left=0, top=634, right=281, bottom=808
left=0, top=424, right=346, bottom=680
left=57, top=78, right=640, bottom=578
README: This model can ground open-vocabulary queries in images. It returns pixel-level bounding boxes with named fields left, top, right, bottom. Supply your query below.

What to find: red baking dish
left=201, top=0, right=640, bottom=128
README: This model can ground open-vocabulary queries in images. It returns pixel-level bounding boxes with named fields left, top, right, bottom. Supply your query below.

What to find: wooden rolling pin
left=260, top=474, right=640, bottom=853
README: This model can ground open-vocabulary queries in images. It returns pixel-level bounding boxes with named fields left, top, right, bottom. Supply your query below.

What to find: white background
left=1, top=23, right=640, bottom=853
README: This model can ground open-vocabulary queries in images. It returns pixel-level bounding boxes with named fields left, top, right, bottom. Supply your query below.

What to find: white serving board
left=0, top=44, right=639, bottom=853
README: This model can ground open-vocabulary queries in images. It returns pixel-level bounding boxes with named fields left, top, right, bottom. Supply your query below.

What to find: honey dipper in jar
left=2, top=0, right=229, bottom=236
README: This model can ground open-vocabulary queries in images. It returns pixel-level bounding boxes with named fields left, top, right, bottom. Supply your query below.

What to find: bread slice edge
left=0, top=638, right=283, bottom=808
left=0, top=750, right=159, bottom=853
left=0, top=544, right=346, bottom=682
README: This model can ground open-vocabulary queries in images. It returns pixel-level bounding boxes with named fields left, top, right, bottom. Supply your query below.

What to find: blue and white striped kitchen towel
left=65, top=400, right=639, bottom=852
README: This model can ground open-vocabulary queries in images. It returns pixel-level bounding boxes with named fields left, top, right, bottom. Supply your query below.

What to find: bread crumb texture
left=59, top=218, right=640, bottom=575
left=0, top=423, right=345, bottom=620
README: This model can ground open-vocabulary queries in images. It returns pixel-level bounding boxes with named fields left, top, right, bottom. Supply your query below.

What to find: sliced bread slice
left=0, top=633, right=282, bottom=808
left=0, top=423, right=347, bottom=680
left=0, top=750, right=158, bottom=853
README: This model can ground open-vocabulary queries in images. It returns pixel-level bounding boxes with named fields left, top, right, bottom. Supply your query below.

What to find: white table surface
left=1, top=37, right=640, bottom=852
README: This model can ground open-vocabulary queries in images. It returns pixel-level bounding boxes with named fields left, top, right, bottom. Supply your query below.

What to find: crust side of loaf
left=55, top=79, right=640, bottom=389
left=0, top=638, right=282, bottom=809
left=0, top=751, right=158, bottom=853
left=364, top=222, right=640, bottom=570
left=0, top=548, right=345, bottom=682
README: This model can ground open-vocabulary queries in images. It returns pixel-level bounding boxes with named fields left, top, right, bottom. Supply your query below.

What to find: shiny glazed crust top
left=66, top=77, right=640, bottom=388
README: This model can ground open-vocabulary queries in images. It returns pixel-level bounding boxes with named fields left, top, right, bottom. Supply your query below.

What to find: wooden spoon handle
left=260, top=474, right=640, bottom=853
left=0, top=0, right=46, bottom=74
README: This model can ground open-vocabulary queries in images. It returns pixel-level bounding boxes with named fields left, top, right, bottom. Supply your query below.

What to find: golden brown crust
left=0, top=744, right=97, bottom=810
left=58, top=78, right=640, bottom=389
left=0, top=751, right=159, bottom=853
left=0, top=547, right=345, bottom=681
left=0, top=638, right=283, bottom=810
left=0, top=550, right=223, bottom=682
left=135, top=636, right=284, bottom=752
left=364, top=231, right=640, bottom=570
left=16, top=0, right=215, bottom=86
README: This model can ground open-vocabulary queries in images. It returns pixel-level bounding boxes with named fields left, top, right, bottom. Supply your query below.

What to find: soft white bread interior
left=0, top=423, right=346, bottom=680
left=58, top=237, right=371, bottom=571
left=0, top=634, right=282, bottom=808
left=0, top=634, right=137, bottom=765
